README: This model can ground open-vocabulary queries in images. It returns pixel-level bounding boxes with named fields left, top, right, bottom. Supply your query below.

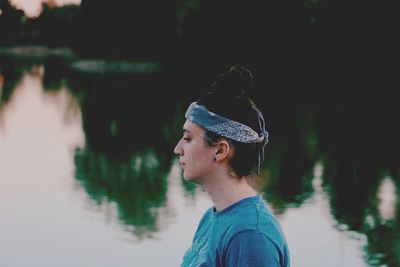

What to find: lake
left=0, top=56, right=398, bottom=267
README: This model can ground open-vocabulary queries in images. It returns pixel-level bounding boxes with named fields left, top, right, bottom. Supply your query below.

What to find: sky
left=10, top=0, right=81, bottom=17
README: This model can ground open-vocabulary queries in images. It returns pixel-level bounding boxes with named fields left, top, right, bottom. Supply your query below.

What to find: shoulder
left=222, top=199, right=282, bottom=239
left=223, top=230, right=289, bottom=267
left=218, top=200, right=289, bottom=258
left=255, top=201, right=288, bottom=249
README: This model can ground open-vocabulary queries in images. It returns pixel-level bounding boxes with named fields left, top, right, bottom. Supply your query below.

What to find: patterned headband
left=185, top=102, right=269, bottom=174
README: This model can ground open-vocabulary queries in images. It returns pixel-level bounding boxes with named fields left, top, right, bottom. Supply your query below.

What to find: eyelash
left=183, top=137, right=191, bottom=142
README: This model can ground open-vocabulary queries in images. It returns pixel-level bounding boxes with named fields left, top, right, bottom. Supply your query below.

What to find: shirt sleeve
left=224, top=230, right=281, bottom=267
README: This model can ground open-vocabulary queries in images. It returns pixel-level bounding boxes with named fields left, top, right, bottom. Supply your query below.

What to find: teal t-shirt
left=181, top=195, right=290, bottom=267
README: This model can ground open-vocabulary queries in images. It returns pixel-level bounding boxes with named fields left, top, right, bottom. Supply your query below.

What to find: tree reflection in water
left=257, top=88, right=399, bottom=266
left=68, top=68, right=180, bottom=239
left=74, top=147, right=169, bottom=239
left=0, top=57, right=26, bottom=103
left=1, top=58, right=398, bottom=265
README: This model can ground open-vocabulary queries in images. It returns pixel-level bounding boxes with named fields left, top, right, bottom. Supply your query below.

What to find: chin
left=183, top=173, right=202, bottom=185
left=182, top=172, right=193, bottom=181
left=181, top=170, right=193, bottom=181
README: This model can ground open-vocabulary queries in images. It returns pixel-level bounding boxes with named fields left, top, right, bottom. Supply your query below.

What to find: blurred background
left=0, top=0, right=399, bottom=266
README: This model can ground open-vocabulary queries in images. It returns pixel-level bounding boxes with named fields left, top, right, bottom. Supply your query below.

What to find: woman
left=174, top=65, right=290, bottom=267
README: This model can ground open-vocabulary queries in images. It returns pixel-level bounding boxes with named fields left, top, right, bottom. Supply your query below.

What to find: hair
left=196, top=65, right=266, bottom=178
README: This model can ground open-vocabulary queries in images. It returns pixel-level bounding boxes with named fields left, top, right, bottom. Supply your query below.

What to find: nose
left=174, top=140, right=183, bottom=156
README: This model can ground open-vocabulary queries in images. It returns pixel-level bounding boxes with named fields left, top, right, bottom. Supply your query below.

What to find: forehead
left=183, top=119, right=204, bottom=135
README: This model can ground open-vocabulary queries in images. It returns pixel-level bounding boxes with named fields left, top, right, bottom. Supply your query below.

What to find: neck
left=202, top=170, right=258, bottom=212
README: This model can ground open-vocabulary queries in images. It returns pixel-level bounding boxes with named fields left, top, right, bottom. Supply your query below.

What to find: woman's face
left=174, top=120, right=216, bottom=183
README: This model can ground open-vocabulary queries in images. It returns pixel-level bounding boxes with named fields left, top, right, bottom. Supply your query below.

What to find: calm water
left=0, top=59, right=399, bottom=267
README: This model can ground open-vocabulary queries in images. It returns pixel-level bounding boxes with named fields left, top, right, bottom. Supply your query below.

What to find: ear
left=214, top=140, right=232, bottom=162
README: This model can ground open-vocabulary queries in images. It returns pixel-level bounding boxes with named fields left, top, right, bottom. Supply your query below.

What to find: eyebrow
left=182, top=129, right=192, bottom=134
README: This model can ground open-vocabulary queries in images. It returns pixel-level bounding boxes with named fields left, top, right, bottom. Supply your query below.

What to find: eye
left=183, top=136, right=191, bottom=142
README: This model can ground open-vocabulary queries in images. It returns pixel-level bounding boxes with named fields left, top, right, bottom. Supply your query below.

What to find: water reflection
left=0, top=60, right=210, bottom=266
left=376, top=177, right=397, bottom=223
left=1, top=58, right=399, bottom=266
left=279, top=161, right=369, bottom=267
left=68, top=68, right=185, bottom=238
left=321, top=156, right=399, bottom=266
left=363, top=176, right=400, bottom=266
left=0, top=62, right=87, bottom=266
left=0, top=57, right=27, bottom=103
left=0, top=63, right=84, bottom=151
left=74, top=147, right=169, bottom=239
left=261, top=104, right=318, bottom=213
left=69, top=71, right=178, bottom=156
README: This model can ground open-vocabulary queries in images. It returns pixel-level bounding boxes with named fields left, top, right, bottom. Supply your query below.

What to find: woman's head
left=175, top=65, right=268, bottom=181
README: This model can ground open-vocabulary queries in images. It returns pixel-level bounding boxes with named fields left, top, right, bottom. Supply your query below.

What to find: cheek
left=186, top=142, right=208, bottom=160
left=184, top=152, right=211, bottom=178
left=192, top=146, right=213, bottom=164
